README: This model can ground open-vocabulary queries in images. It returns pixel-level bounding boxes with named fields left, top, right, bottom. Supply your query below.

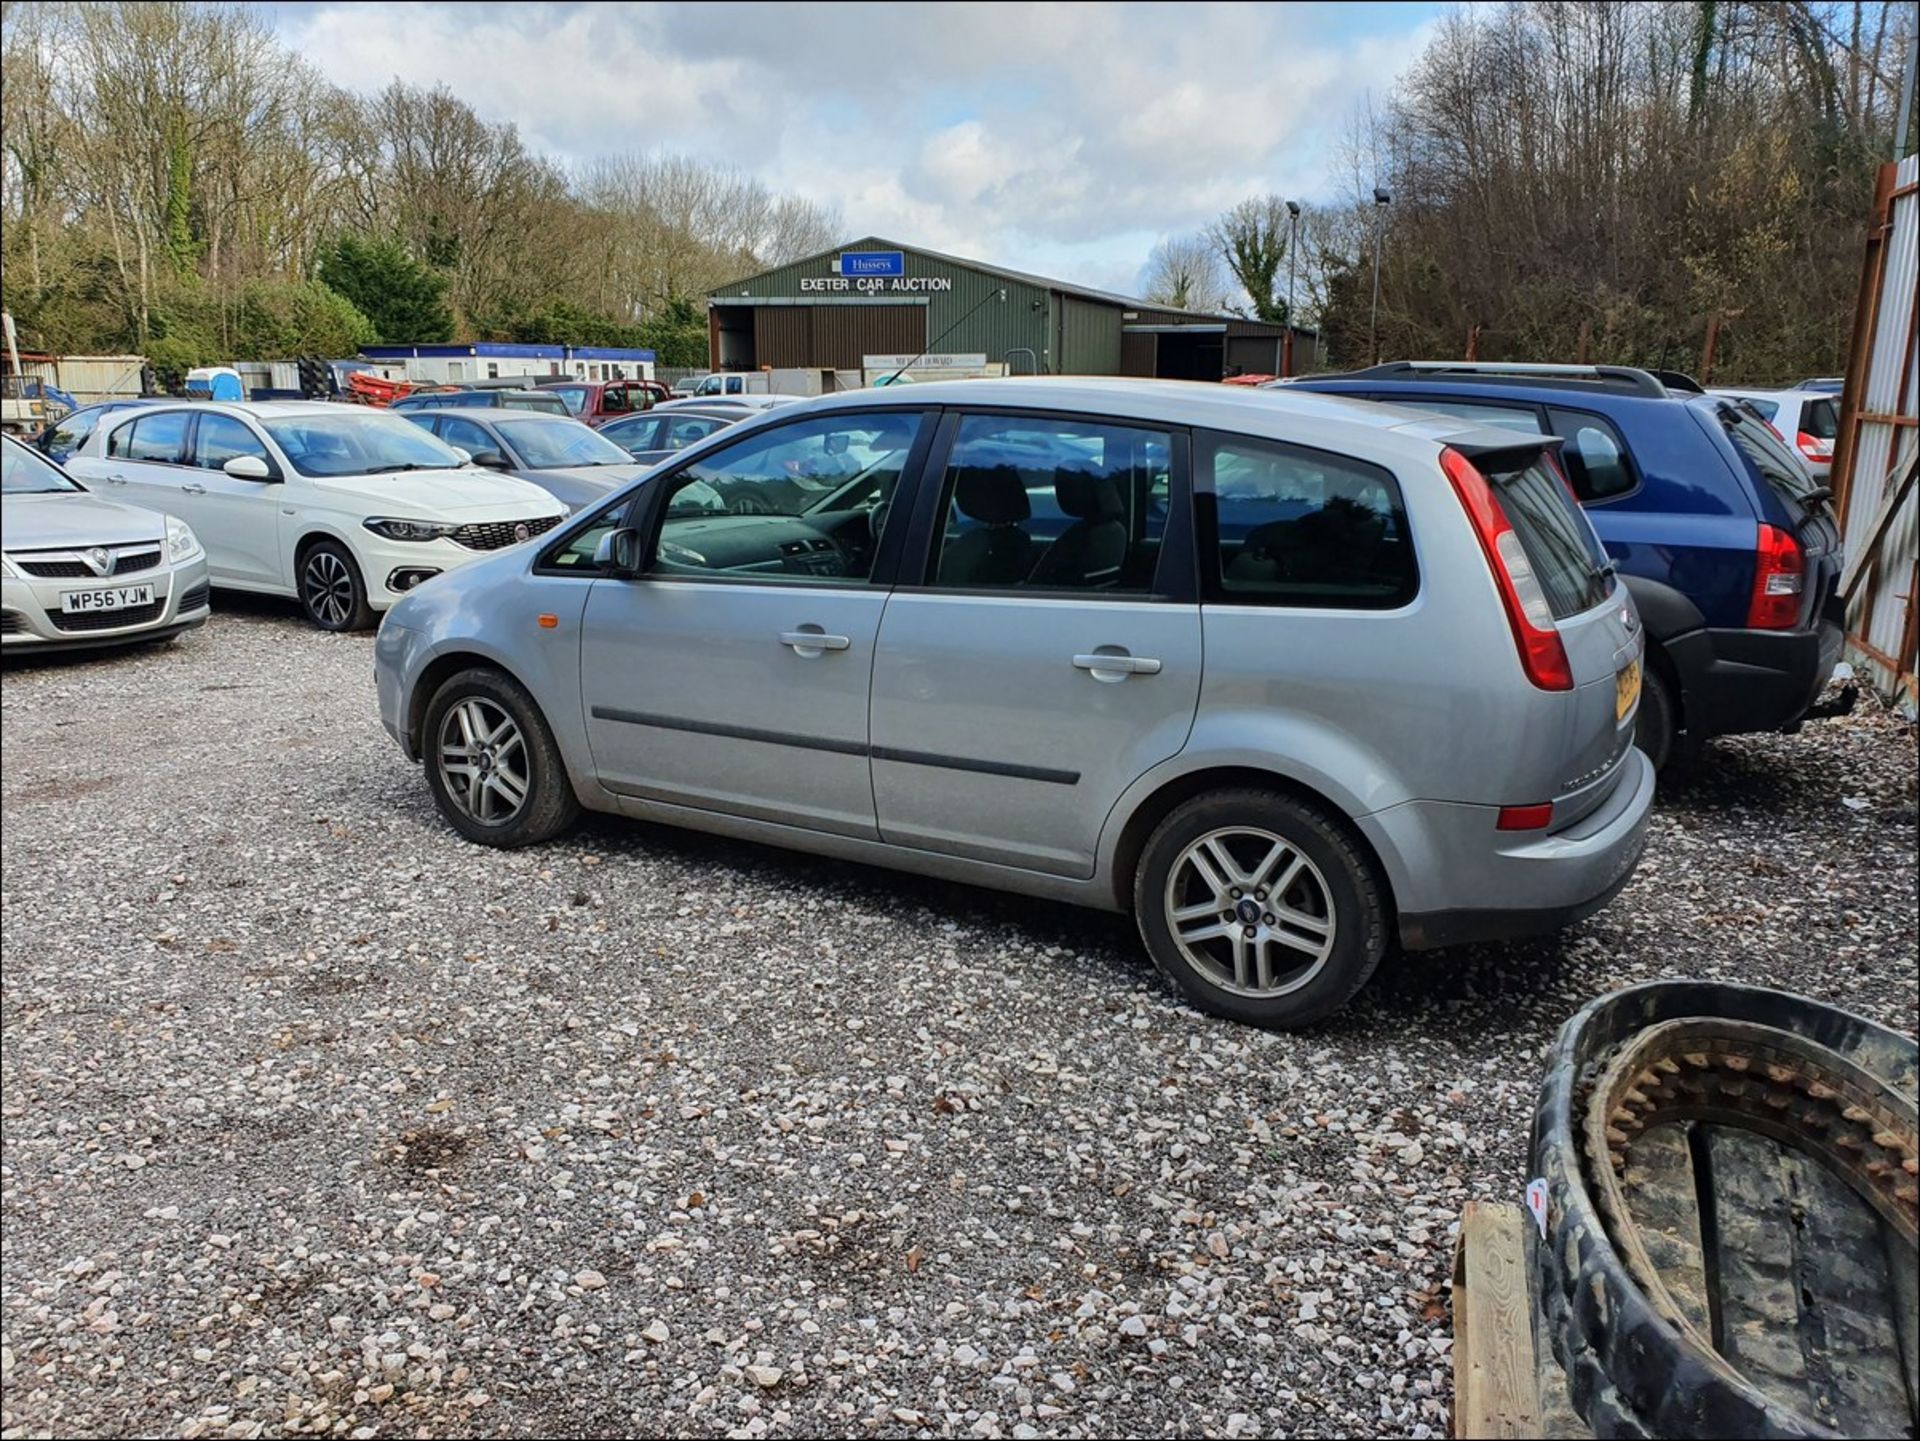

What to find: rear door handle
left=1073, top=652, right=1162, bottom=678
left=181, top=483, right=206, bottom=495
left=780, top=629, right=851, bottom=655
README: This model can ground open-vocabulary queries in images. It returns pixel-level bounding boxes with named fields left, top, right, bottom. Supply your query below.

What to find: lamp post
left=1369, top=186, right=1391, bottom=366
left=1284, top=199, right=1301, bottom=377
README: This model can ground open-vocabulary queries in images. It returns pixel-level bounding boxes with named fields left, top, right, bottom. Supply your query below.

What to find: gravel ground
left=2, top=606, right=1915, bottom=1441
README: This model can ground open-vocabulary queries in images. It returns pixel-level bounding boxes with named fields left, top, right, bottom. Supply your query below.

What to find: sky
left=273, top=1, right=1444, bottom=298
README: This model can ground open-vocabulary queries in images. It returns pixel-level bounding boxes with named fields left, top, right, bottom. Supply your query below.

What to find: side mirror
left=593, top=527, right=641, bottom=576
left=223, top=454, right=274, bottom=481
left=471, top=450, right=511, bottom=470
left=448, top=447, right=472, bottom=465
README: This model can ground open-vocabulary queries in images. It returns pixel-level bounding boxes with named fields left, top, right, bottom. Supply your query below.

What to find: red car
left=535, top=378, right=668, bottom=427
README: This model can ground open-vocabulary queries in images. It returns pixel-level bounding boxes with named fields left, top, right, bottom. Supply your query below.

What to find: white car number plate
left=60, top=584, right=155, bottom=614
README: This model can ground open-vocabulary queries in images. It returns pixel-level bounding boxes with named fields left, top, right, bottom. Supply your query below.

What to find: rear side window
left=1547, top=408, right=1637, bottom=501
left=111, top=410, right=190, bottom=463
left=1721, top=405, right=1824, bottom=506
left=1202, top=433, right=1416, bottom=608
left=1479, top=452, right=1613, bottom=618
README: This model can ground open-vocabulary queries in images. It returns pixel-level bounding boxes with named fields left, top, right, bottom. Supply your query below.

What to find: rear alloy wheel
left=1135, top=790, right=1386, bottom=1029
left=422, top=667, right=578, bottom=847
left=300, top=540, right=375, bottom=632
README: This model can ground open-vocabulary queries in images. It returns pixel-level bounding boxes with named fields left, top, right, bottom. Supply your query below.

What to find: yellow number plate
left=1616, top=657, right=1643, bottom=723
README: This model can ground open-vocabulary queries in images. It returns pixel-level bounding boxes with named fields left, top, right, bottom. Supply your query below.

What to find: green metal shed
left=707, top=237, right=1294, bottom=382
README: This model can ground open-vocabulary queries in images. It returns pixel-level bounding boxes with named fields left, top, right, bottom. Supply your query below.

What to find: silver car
left=374, top=379, right=1654, bottom=1028
left=397, top=409, right=657, bottom=513
left=2, top=436, right=211, bottom=652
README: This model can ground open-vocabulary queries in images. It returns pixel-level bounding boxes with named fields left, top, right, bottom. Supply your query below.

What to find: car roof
left=734, top=376, right=1549, bottom=459
left=404, top=407, right=580, bottom=425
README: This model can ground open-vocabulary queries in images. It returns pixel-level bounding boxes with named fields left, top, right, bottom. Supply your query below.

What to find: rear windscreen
left=1482, top=453, right=1614, bottom=618
left=1722, top=406, right=1827, bottom=507
left=1802, top=397, right=1838, bottom=440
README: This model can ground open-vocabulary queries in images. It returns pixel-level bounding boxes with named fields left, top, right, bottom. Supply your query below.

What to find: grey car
left=400, top=409, right=658, bottom=514
left=374, top=378, right=1654, bottom=1028
left=598, top=406, right=742, bottom=468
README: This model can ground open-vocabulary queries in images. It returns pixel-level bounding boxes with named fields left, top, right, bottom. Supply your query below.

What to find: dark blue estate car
left=1285, top=363, right=1847, bottom=768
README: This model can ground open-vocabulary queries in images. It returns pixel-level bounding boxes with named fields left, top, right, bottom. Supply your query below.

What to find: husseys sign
left=800, top=251, right=953, bottom=294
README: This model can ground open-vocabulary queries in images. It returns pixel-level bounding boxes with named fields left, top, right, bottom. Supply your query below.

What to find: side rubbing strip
left=589, top=707, right=868, bottom=758
left=870, top=746, right=1080, bottom=786
left=588, top=707, right=1079, bottom=785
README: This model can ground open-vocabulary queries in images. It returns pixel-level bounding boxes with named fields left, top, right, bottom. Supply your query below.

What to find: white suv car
left=67, top=402, right=567, bottom=630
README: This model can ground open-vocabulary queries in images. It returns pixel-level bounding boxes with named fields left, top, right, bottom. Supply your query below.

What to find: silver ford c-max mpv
left=375, top=378, right=1653, bottom=1028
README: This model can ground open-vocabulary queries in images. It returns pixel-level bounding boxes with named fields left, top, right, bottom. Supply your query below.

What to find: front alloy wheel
left=421, top=668, right=579, bottom=847
left=437, top=696, right=530, bottom=825
left=300, top=541, right=374, bottom=631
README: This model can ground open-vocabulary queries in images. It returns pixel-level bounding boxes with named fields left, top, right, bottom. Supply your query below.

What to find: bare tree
left=1207, top=196, right=1293, bottom=324
left=1141, top=232, right=1233, bottom=312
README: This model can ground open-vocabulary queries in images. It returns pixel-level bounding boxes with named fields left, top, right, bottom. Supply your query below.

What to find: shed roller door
left=812, top=306, right=927, bottom=371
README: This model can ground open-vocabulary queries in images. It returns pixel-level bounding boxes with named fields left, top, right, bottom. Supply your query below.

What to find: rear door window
left=1478, top=452, right=1613, bottom=618
left=114, top=410, right=190, bottom=463
left=1201, top=432, right=1416, bottom=608
left=1546, top=408, right=1637, bottom=502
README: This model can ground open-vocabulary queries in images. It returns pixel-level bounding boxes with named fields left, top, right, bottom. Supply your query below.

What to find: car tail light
left=1497, top=803, right=1555, bottom=831
left=1747, top=523, right=1804, bottom=629
left=1795, top=430, right=1833, bottom=462
left=1441, top=448, right=1575, bottom=691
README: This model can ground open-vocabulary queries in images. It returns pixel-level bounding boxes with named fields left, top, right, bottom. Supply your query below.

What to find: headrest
left=953, top=465, right=1030, bottom=525
left=1054, top=468, right=1124, bottom=521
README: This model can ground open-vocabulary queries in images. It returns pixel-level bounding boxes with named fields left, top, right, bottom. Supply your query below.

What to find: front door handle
left=181, top=483, right=206, bottom=495
left=779, top=629, right=851, bottom=657
left=103, top=473, right=127, bottom=486
left=1073, top=651, right=1162, bottom=680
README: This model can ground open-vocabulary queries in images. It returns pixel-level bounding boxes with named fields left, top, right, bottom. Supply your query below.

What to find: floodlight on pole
left=1369, top=187, right=1392, bottom=366
left=1284, top=200, right=1301, bottom=377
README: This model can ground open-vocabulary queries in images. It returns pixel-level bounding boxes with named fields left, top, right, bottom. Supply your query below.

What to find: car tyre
left=300, top=539, right=376, bottom=632
left=423, top=667, right=579, bottom=847
left=1134, top=789, right=1387, bottom=1029
left=1633, top=664, right=1676, bottom=772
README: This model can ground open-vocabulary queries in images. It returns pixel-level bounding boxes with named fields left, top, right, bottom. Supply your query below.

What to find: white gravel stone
left=1, top=619, right=1913, bottom=1440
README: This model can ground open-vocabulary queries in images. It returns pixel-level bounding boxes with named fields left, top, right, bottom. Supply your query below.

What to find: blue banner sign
left=837, top=251, right=905, bottom=277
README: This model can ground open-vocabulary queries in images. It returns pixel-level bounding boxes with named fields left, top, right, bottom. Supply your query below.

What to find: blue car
left=1285, top=363, right=1846, bottom=768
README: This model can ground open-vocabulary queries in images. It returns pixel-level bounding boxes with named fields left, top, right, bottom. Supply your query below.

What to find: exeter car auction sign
left=802, top=252, right=953, bottom=294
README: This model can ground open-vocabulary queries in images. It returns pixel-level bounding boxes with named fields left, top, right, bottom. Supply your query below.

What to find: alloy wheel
left=1163, top=827, right=1337, bottom=997
left=303, top=550, right=354, bottom=627
left=437, top=697, right=530, bottom=825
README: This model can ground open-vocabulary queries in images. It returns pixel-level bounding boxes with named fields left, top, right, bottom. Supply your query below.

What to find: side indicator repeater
left=537, top=613, right=559, bottom=630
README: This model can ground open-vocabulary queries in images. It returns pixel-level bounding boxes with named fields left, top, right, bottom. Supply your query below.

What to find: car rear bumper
left=1667, top=615, right=1845, bottom=740
left=1366, top=746, right=1656, bottom=951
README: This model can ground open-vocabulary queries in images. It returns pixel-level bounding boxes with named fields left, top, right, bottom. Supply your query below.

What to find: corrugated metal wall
left=1120, top=332, right=1157, bottom=377
left=1059, top=296, right=1123, bottom=374
left=1834, top=153, right=1919, bottom=715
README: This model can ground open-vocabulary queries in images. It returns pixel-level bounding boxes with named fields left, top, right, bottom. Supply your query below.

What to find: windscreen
left=1721, top=405, right=1827, bottom=507
left=1479, top=452, right=1613, bottom=618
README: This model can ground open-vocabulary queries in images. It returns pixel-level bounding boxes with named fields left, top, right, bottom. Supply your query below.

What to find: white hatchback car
left=67, top=402, right=568, bottom=630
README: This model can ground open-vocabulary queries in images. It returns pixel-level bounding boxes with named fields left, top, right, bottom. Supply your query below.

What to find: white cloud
left=278, top=1, right=1438, bottom=292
